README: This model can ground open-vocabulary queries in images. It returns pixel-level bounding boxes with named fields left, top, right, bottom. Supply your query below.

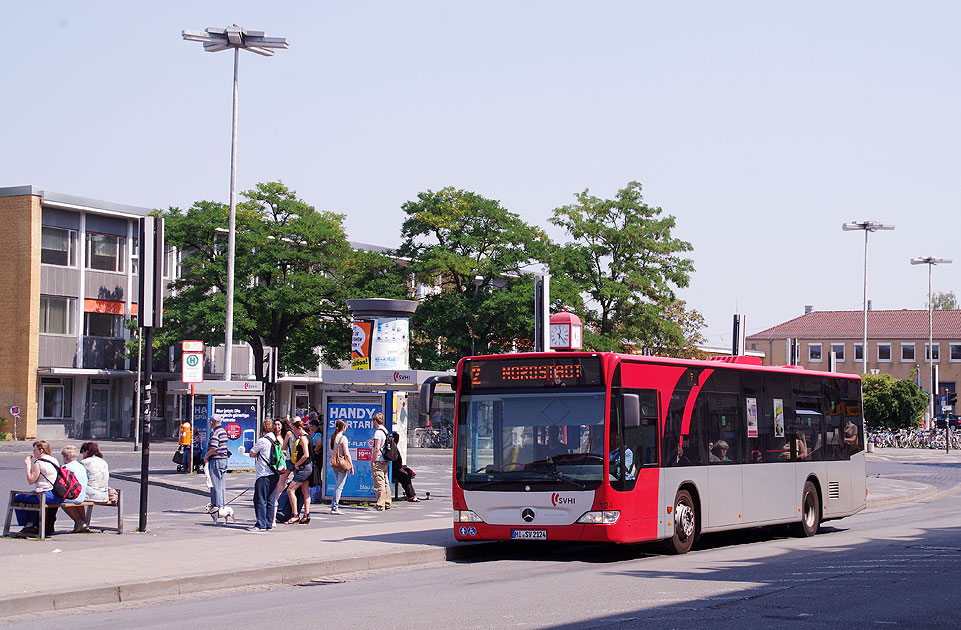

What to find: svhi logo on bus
left=551, top=493, right=574, bottom=507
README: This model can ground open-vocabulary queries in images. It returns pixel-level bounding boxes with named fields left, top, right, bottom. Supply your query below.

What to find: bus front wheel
left=668, top=489, right=696, bottom=554
left=791, top=480, right=821, bottom=537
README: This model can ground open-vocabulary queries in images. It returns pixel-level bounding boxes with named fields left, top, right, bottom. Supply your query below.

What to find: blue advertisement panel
left=192, top=398, right=210, bottom=446
left=213, top=398, right=260, bottom=470
left=324, top=397, right=389, bottom=501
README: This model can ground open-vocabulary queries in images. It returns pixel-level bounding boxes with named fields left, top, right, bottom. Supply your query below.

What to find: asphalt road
left=1, top=450, right=957, bottom=629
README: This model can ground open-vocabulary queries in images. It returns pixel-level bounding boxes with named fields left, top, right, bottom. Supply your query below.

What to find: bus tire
left=791, top=480, right=821, bottom=537
left=668, top=489, right=696, bottom=554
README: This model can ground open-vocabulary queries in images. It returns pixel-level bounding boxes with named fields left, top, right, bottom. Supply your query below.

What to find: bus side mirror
left=623, top=393, right=641, bottom=428
left=419, top=374, right=456, bottom=417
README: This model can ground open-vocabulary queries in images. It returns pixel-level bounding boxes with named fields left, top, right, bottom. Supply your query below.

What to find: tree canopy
left=159, top=181, right=406, bottom=378
left=861, top=373, right=927, bottom=430
left=396, top=187, right=569, bottom=369
left=929, top=290, right=958, bottom=310
left=549, top=181, right=698, bottom=354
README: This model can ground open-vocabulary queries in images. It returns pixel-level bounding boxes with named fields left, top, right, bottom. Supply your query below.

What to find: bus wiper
left=536, top=470, right=587, bottom=490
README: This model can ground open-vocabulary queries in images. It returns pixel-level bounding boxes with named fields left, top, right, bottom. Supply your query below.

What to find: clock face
left=549, top=324, right=570, bottom=347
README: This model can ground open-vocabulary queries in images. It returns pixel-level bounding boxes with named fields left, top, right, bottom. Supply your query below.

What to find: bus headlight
left=576, top=510, right=620, bottom=524
left=457, top=510, right=484, bottom=523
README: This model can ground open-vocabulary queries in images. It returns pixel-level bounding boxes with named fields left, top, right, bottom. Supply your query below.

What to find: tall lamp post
left=183, top=25, right=288, bottom=380
left=910, top=256, right=952, bottom=424
left=842, top=221, right=895, bottom=374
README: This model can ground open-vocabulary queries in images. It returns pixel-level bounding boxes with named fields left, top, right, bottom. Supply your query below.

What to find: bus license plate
left=512, top=529, right=547, bottom=540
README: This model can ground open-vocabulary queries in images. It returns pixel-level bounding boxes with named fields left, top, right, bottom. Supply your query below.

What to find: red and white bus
left=421, top=352, right=866, bottom=553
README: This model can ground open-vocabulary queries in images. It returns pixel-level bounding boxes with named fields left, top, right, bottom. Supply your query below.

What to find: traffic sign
left=182, top=340, right=204, bottom=353
left=182, top=351, right=204, bottom=383
left=10, top=406, right=19, bottom=416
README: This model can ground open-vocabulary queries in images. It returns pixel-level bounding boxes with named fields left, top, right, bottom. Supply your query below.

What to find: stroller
left=173, top=444, right=204, bottom=473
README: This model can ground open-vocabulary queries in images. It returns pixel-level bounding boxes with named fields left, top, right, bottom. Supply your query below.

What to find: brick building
left=747, top=308, right=961, bottom=401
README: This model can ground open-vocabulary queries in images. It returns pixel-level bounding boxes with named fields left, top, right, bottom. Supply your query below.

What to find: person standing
left=248, top=418, right=280, bottom=532
left=328, top=419, right=353, bottom=514
left=204, top=415, right=230, bottom=512
left=308, top=419, right=324, bottom=504
left=285, top=419, right=312, bottom=524
left=371, top=412, right=391, bottom=511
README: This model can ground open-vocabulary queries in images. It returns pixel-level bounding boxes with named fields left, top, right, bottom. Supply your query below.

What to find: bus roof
left=460, top=351, right=862, bottom=381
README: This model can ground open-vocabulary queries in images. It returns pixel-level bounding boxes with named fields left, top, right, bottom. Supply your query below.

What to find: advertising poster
left=746, top=397, right=759, bottom=438
left=773, top=398, right=785, bottom=437
left=324, top=399, right=389, bottom=501
left=212, top=399, right=259, bottom=470
left=370, top=318, right=410, bottom=370
left=191, top=397, right=210, bottom=446
left=351, top=320, right=374, bottom=370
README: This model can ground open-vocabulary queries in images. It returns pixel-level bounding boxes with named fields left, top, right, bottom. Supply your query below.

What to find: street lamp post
left=183, top=25, right=288, bottom=381
left=842, top=221, right=895, bottom=374
left=910, top=256, right=952, bottom=424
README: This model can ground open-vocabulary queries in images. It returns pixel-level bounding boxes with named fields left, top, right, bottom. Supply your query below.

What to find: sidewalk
left=0, top=447, right=957, bottom=618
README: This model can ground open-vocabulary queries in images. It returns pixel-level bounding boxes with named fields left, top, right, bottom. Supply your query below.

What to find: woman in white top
left=13, top=440, right=63, bottom=536
left=80, top=442, right=110, bottom=503
left=328, top=419, right=353, bottom=514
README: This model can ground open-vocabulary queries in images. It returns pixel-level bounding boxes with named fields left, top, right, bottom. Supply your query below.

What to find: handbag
left=331, top=450, right=351, bottom=472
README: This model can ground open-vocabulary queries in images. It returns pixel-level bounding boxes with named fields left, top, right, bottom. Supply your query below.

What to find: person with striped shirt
left=204, top=416, right=230, bottom=512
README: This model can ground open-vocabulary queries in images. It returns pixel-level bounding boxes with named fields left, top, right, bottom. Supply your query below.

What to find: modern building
left=747, top=307, right=961, bottom=400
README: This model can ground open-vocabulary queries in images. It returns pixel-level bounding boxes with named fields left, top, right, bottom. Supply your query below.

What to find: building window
left=131, top=237, right=139, bottom=276
left=86, top=233, right=126, bottom=272
left=39, top=296, right=76, bottom=335
left=84, top=312, right=124, bottom=338
left=831, top=343, right=845, bottom=361
left=40, top=377, right=73, bottom=419
left=901, top=343, right=915, bottom=361
left=877, top=343, right=892, bottom=362
left=925, top=343, right=941, bottom=363
left=854, top=343, right=864, bottom=362
left=808, top=343, right=822, bottom=362
left=41, top=226, right=78, bottom=266
left=951, top=343, right=961, bottom=362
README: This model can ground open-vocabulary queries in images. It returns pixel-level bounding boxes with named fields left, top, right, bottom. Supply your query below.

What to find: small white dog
left=206, top=504, right=234, bottom=524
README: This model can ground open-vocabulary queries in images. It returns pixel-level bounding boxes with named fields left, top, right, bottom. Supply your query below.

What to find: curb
left=864, top=484, right=941, bottom=511
left=0, top=543, right=490, bottom=617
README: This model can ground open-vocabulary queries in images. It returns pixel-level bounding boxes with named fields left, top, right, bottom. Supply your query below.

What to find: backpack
left=40, top=458, right=82, bottom=500
left=380, top=428, right=399, bottom=462
left=261, top=435, right=287, bottom=474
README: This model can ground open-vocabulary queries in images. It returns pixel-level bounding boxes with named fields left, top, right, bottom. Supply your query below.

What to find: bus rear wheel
left=791, top=480, right=821, bottom=537
left=668, top=489, right=696, bottom=554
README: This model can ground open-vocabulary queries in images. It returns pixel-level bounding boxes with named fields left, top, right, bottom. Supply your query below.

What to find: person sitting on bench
left=13, top=441, right=63, bottom=537
left=59, top=445, right=89, bottom=533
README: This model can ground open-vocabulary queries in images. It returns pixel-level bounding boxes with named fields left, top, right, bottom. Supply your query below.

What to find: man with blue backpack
left=247, top=418, right=286, bottom=531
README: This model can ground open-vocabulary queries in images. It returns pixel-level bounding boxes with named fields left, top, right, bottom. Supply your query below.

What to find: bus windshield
left=456, top=389, right=607, bottom=491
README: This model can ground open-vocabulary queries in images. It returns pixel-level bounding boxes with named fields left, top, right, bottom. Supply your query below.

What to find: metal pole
left=189, top=384, right=195, bottom=474
left=138, top=326, right=153, bottom=532
left=862, top=229, right=869, bottom=375
left=929, top=263, right=934, bottom=425
left=224, top=47, right=239, bottom=382
left=134, top=331, right=142, bottom=451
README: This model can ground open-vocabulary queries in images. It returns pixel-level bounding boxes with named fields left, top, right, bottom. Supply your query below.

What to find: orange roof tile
left=747, top=310, right=961, bottom=340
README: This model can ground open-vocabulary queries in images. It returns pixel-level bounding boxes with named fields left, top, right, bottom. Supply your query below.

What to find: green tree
left=549, top=181, right=697, bottom=353
left=159, top=181, right=407, bottom=379
left=930, top=290, right=958, bottom=310
left=397, top=187, right=568, bottom=369
left=861, top=373, right=927, bottom=430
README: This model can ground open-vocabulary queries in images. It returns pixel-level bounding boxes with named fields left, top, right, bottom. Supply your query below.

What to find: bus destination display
left=467, top=357, right=603, bottom=389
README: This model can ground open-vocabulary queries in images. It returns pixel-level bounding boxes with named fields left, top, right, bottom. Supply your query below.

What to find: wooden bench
left=2, top=489, right=123, bottom=540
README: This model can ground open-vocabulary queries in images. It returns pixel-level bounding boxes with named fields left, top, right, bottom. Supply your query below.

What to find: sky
left=5, top=2, right=961, bottom=347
